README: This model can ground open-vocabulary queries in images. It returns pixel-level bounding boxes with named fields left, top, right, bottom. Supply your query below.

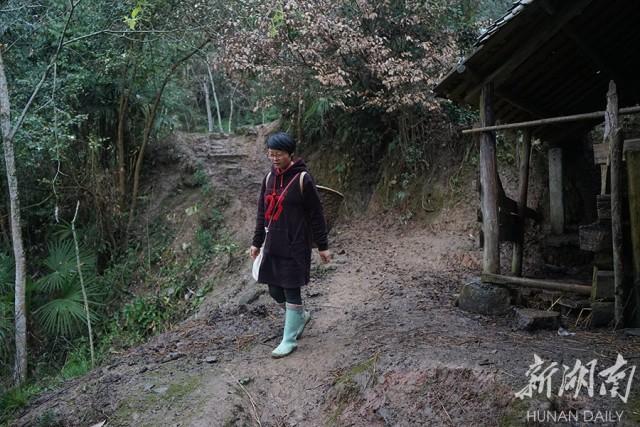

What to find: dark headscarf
left=266, top=132, right=296, bottom=154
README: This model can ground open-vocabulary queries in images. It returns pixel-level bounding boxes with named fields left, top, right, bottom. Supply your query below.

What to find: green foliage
left=0, top=383, right=43, bottom=424
left=192, top=169, right=209, bottom=188
left=118, top=296, right=173, bottom=342
left=195, top=228, right=215, bottom=255
left=0, top=253, right=14, bottom=371
left=33, top=240, right=101, bottom=338
left=58, top=340, right=92, bottom=380
left=441, top=99, right=478, bottom=127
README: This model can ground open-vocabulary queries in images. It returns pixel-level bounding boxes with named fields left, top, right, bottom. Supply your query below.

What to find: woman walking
left=250, top=132, right=331, bottom=358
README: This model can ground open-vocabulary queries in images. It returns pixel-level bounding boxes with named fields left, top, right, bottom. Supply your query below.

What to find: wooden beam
left=463, top=0, right=594, bottom=104
left=538, top=0, right=617, bottom=81
left=479, top=83, right=500, bottom=274
left=482, top=273, right=591, bottom=295
left=462, top=105, right=640, bottom=134
left=512, top=129, right=532, bottom=276
left=496, top=89, right=549, bottom=119
left=549, top=147, right=564, bottom=235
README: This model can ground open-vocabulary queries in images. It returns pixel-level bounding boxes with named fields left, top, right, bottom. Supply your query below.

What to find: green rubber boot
left=276, top=303, right=310, bottom=338
left=272, top=304, right=306, bottom=358
left=296, top=309, right=311, bottom=339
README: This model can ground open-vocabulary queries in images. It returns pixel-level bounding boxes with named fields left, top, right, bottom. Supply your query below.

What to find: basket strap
left=299, top=171, right=307, bottom=194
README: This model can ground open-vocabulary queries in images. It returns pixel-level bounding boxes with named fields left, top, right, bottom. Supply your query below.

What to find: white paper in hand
left=252, top=249, right=263, bottom=281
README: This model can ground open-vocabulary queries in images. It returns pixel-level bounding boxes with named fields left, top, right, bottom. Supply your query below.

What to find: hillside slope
left=12, top=126, right=640, bottom=426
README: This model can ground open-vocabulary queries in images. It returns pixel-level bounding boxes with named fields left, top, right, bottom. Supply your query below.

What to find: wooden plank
left=607, top=81, right=624, bottom=328
left=461, top=105, right=640, bottom=134
left=624, top=140, right=640, bottom=154
left=512, top=129, right=531, bottom=276
left=481, top=273, right=591, bottom=295
left=597, top=194, right=611, bottom=221
left=579, top=222, right=612, bottom=252
left=480, top=83, right=500, bottom=274
left=592, top=267, right=615, bottom=301
left=593, top=143, right=609, bottom=165
left=549, top=147, right=564, bottom=235
left=626, top=144, right=640, bottom=326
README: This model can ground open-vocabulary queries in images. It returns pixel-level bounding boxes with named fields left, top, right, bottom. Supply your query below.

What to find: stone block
left=515, top=308, right=560, bottom=331
left=458, top=278, right=511, bottom=315
left=591, top=301, right=614, bottom=327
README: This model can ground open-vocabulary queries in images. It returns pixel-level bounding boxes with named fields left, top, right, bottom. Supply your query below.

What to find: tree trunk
left=203, top=81, right=213, bottom=132
left=0, top=51, right=28, bottom=385
left=297, top=95, right=304, bottom=145
left=206, top=63, right=224, bottom=133
left=0, top=2, right=76, bottom=384
left=116, top=88, right=129, bottom=209
left=127, top=39, right=210, bottom=237
left=228, top=85, right=237, bottom=134
left=512, top=129, right=532, bottom=276
left=606, top=81, right=624, bottom=328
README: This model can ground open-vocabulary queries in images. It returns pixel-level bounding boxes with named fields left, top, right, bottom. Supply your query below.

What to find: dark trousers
left=268, top=285, right=302, bottom=305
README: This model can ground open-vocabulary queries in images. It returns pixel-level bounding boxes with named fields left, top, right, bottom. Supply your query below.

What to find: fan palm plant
left=33, top=240, right=101, bottom=338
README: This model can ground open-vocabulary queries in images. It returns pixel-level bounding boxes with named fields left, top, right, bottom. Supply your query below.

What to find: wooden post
left=479, top=83, right=500, bottom=274
left=625, top=141, right=640, bottom=325
left=512, top=129, right=532, bottom=276
left=549, top=146, right=564, bottom=234
left=607, top=81, right=624, bottom=328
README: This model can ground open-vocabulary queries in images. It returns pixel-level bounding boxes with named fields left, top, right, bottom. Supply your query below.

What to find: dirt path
left=13, top=129, right=640, bottom=426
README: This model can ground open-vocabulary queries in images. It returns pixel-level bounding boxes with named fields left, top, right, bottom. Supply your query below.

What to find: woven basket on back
left=317, top=185, right=344, bottom=233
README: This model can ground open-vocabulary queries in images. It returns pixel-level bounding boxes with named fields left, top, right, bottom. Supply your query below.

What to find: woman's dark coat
left=252, top=159, right=328, bottom=288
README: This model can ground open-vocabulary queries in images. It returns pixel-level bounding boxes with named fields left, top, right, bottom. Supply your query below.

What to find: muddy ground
left=12, top=126, right=640, bottom=426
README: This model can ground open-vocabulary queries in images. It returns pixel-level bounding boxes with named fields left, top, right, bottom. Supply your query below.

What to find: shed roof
left=435, top=0, right=640, bottom=142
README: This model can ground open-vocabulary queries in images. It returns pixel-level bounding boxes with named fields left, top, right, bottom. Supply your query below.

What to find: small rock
left=161, top=352, right=186, bottom=363
left=204, top=356, right=218, bottom=364
left=238, top=287, right=265, bottom=305
left=153, top=386, right=169, bottom=395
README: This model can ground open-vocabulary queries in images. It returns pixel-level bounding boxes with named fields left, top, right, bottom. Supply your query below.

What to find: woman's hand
left=319, top=250, right=331, bottom=264
left=250, top=245, right=260, bottom=260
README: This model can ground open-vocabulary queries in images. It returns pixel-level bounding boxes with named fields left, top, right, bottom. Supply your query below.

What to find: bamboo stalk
left=462, top=105, right=640, bottom=134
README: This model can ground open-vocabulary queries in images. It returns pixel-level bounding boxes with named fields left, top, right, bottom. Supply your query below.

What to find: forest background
left=0, top=0, right=512, bottom=421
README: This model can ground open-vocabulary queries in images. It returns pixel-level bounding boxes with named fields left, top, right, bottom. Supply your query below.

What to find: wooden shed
left=435, top=0, right=640, bottom=328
